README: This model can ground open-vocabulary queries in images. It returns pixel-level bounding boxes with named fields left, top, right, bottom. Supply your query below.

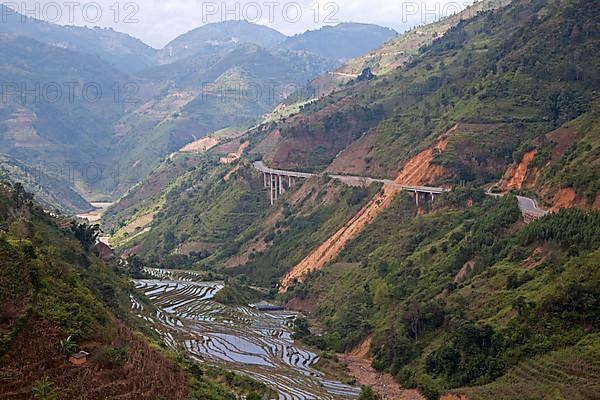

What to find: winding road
left=516, top=195, right=548, bottom=219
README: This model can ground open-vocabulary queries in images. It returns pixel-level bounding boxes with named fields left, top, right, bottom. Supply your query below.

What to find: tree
left=358, top=386, right=380, bottom=400
left=291, top=317, right=311, bottom=340
left=12, top=182, right=33, bottom=208
left=127, top=255, right=148, bottom=279
left=71, top=222, right=101, bottom=251
left=8, top=218, right=29, bottom=244
left=60, top=335, right=77, bottom=356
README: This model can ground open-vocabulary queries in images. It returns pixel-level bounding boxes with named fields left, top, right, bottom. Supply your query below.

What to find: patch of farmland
left=132, top=274, right=360, bottom=400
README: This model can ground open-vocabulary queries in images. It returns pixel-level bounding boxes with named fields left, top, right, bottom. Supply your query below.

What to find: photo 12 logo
left=1, top=1, right=140, bottom=24
left=1, top=81, right=140, bottom=104
left=200, top=80, right=339, bottom=104
left=200, top=1, right=340, bottom=24
left=401, top=1, right=478, bottom=24
left=33, top=161, right=142, bottom=185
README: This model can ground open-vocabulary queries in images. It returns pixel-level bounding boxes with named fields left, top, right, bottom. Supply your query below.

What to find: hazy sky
left=6, top=1, right=475, bottom=48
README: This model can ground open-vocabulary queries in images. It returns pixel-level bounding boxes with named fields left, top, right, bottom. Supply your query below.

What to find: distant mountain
left=160, top=20, right=286, bottom=63
left=109, top=44, right=337, bottom=195
left=0, top=12, right=398, bottom=203
left=0, top=34, right=133, bottom=201
left=279, top=23, right=397, bottom=61
left=0, top=4, right=157, bottom=72
left=145, top=43, right=336, bottom=89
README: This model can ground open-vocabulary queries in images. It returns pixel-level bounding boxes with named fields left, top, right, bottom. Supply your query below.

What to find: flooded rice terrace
left=131, top=268, right=360, bottom=400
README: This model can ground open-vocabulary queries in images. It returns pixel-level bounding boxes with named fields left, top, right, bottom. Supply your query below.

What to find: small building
left=68, top=351, right=90, bottom=366
left=250, top=301, right=285, bottom=312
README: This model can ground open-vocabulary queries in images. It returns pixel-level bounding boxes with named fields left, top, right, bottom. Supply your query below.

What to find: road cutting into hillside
left=279, top=135, right=451, bottom=292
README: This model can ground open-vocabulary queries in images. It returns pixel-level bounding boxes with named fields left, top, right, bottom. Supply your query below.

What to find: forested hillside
left=0, top=181, right=271, bottom=399
left=286, top=190, right=600, bottom=398
left=112, top=0, right=599, bottom=261
left=253, top=0, right=599, bottom=190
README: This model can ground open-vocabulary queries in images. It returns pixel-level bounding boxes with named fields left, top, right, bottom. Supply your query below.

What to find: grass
left=456, top=334, right=600, bottom=400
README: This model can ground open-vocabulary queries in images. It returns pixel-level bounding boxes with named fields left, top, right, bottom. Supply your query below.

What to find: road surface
left=516, top=195, right=549, bottom=218
left=253, top=161, right=448, bottom=194
left=254, top=162, right=548, bottom=219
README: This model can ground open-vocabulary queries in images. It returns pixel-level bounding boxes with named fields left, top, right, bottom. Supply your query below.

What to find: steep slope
left=108, top=44, right=336, bottom=197
left=280, top=133, right=450, bottom=290
left=0, top=182, right=271, bottom=399
left=285, top=0, right=507, bottom=104
left=100, top=2, right=600, bottom=397
left=108, top=159, right=270, bottom=261
left=250, top=0, right=599, bottom=186
left=0, top=155, right=92, bottom=214
left=498, top=111, right=600, bottom=210
left=287, top=190, right=600, bottom=395
left=337, top=0, right=507, bottom=77
left=443, top=335, right=600, bottom=400
left=0, top=34, right=135, bottom=198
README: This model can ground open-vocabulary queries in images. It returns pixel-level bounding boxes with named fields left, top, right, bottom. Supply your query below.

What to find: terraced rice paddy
left=132, top=268, right=360, bottom=400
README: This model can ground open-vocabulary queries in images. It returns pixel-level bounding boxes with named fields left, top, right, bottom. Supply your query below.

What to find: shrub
left=93, top=345, right=129, bottom=369
left=32, top=376, right=58, bottom=400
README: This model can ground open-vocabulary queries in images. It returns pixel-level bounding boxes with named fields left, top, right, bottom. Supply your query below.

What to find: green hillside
left=285, top=190, right=599, bottom=397
left=250, top=0, right=599, bottom=188
left=0, top=181, right=271, bottom=399
left=0, top=155, right=93, bottom=214
left=102, top=0, right=600, bottom=398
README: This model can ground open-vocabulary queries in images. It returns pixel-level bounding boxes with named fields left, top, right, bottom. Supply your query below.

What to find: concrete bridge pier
left=414, top=191, right=437, bottom=207
left=270, top=174, right=279, bottom=205
left=279, top=175, right=284, bottom=194
left=265, top=172, right=298, bottom=205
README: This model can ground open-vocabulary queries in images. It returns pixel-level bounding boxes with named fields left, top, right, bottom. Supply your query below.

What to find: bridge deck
left=254, top=162, right=548, bottom=219
left=254, top=162, right=448, bottom=194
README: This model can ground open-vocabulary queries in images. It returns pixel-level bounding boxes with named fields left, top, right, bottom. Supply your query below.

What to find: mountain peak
left=162, top=20, right=286, bottom=62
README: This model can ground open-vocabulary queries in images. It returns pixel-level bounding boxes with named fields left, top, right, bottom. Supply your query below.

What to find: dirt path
left=338, top=338, right=425, bottom=400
